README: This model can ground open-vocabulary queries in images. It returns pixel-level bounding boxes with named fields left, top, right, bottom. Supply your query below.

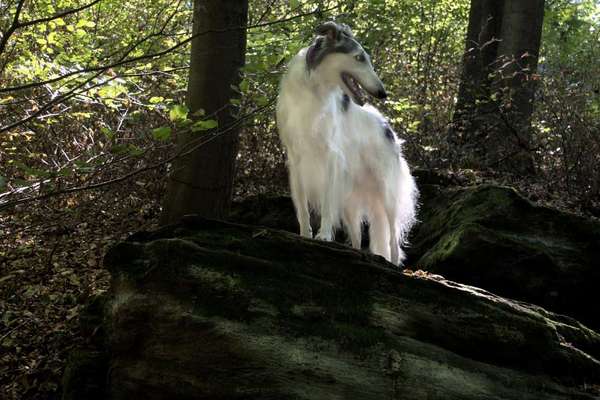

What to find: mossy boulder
left=407, top=184, right=600, bottom=331
left=63, top=217, right=600, bottom=399
left=230, top=180, right=600, bottom=333
left=61, top=295, right=109, bottom=400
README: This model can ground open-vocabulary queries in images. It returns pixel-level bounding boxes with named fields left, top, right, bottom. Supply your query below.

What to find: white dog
left=276, top=21, right=418, bottom=265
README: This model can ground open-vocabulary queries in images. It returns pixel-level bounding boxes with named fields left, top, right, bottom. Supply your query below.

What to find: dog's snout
left=377, top=88, right=387, bottom=99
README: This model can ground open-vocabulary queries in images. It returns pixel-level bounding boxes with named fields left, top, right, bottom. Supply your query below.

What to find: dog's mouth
left=341, top=72, right=366, bottom=106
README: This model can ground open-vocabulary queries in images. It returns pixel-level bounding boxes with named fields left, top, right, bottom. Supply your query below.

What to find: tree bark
left=451, top=0, right=545, bottom=174
left=160, top=0, right=248, bottom=225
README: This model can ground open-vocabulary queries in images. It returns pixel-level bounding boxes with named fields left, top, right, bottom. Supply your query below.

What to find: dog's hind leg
left=316, top=157, right=342, bottom=242
left=384, top=187, right=406, bottom=266
left=316, top=198, right=335, bottom=242
left=368, top=202, right=391, bottom=262
left=289, top=167, right=312, bottom=238
left=343, top=205, right=362, bottom=249
left=385, top=205, right=402, bottom=266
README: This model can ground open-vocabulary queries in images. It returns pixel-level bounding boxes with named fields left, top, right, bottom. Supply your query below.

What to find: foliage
left=535, top=0, right=600, bottom=204
left=2, top=0, right=598, bottom=203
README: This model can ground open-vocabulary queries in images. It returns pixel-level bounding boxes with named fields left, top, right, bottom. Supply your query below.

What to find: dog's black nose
left=377, top=89, right=387, bottom=99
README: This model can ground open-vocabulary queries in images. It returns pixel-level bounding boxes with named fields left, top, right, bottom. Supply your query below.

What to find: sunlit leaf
left=152, top=126, right=172, bottom=141
left=149, top=96, right=164, bottom=104
left=191, top=119, right=218, bottom=132
left=169, top=104, right=189, bottom=122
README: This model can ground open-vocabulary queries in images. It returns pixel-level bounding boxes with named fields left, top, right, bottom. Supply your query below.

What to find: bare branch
left=0, top=0, right=25, bottom=56
left=0, top=5, right=339, bottom=95
left=0, top=100, right=276, bottom=211
left=16, top=0, right=103, bottom=30
left=0, top=69, right=110, bottom=133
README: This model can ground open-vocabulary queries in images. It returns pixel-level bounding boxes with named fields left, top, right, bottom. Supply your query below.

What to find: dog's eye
left=355, top=54, right=366, bottom=62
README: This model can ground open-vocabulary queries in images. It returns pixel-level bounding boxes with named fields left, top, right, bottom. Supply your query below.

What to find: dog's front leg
left=316, top=158, right=339, bottom=242
left=316, top=209, right=334, bottom=242
left=289, top=166, right=312, bottom=238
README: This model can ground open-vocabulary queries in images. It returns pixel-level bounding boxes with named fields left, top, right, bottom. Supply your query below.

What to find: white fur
left=276, top=47, right=418, bottom=265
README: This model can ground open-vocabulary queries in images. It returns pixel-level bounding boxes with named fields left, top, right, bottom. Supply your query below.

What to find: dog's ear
left=338, top=23, right=353, bottom=38
left=315, top=21, right=340, bottom=42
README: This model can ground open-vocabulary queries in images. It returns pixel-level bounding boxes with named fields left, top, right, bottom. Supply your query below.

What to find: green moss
left=129, top=226, right=391, bottom=355
left=188, top=265, right=243, bottom=292
left=419, top=226, right=467, bottom=266
left=409, top=183, right=600, bottom=330
left=285, top=318, right=389, bottom=354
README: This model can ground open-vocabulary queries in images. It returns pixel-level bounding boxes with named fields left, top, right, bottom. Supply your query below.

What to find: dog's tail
left=378, top=157, right=419, bottom=266
left=397, top=158, right=419, bottom=244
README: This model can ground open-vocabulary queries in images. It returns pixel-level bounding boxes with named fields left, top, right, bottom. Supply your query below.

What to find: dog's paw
left=315, top=230, right=333, bottom=241
left=299, top=228, right=313, bottom=238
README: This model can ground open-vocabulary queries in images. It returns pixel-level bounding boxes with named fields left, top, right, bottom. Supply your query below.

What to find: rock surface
left=63, top=217, right=600, bottom=400
left=408, top=184, right=600, bottom=332
left=231, top=181, right=600, bottom=332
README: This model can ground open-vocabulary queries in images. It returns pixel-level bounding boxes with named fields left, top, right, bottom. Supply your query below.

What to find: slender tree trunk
left=160, top=0, right=248, bottom=225
left=451, top=0, right=545, bottom=174
left=453, top=0, right=504, bottom=120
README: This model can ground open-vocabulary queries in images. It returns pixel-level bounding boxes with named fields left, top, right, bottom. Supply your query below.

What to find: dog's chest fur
left=278, top=53, right=333, bottom=148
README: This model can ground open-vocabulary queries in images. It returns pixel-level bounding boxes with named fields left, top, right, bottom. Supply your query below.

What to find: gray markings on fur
left=306, top=22, right=363, bottom=71
left=341, top=94, right=350, bottom=112
left=382, top=122, right=396, bottom=142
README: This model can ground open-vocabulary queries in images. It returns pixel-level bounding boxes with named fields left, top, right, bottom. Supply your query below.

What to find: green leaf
left=256, top=96, right=270, bottom=106
left=191, top=108, right=205, bottom=117
left=76, top=19, right=96, bottom=28
left=101, top=127, right=115, bottom=141
left=152, top=126, right=172, bottom=141
left=169, top=104, right=189, bottom=122
left=0, top=176, right=6, bottom=190
left=98, top=84, right=127, bottom=99
left=239, top=79, right=249, bottom=93
left=109, top=144, right=129, bottom=155
left=149, top=96, right=164, bottom=104
left=191, top=119, right=218, bottom=132
left=58, top=169, right=73, bottom=177
left=128, top=145, right=144, bottom=156
left=47, top=32, right=58, bottom=45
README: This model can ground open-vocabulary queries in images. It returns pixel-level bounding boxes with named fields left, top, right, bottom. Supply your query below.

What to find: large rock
left=230, top=181, right=600, bottom=333
left=64, top=217, right=600, bottom=399
left=408, top=184, right=600, bottom=332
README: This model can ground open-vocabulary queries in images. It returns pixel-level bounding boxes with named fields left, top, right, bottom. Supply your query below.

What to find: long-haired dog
left=276, top=21, right=418, bottom=265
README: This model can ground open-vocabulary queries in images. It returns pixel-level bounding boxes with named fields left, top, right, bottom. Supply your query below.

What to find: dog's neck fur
left=284, top=47, right=345, bottom=106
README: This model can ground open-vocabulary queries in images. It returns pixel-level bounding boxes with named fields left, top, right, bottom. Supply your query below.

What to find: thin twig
left=0, top=5, right=339, bottom=95
left=0, top=100, right=276, bottom=210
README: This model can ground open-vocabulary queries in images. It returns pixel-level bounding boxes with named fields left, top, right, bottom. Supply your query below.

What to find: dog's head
left=306, top=21, right=386, bottom=105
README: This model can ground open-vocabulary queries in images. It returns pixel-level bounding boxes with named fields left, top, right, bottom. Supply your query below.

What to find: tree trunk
left=160, top=0, right=248, bottom=225
left=451, top=0, right=545, bottom=174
